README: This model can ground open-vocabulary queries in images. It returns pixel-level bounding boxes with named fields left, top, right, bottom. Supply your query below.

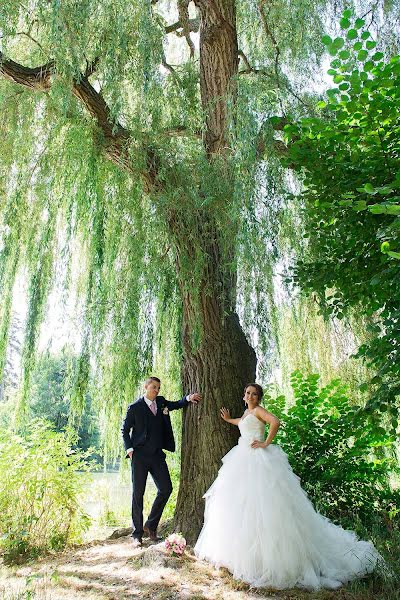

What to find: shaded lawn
left=0, top=534, right=394, bottom=600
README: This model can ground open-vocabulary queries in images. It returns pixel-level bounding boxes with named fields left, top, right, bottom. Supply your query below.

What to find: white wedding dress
left=194, top=413, right=381, bottom=590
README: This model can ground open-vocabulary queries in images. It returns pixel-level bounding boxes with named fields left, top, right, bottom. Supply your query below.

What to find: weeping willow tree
left=1, top=0, right=399, bottom=540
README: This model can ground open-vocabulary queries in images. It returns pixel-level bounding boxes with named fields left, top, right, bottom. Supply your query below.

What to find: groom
left=121, top=376, right=201, bottom=547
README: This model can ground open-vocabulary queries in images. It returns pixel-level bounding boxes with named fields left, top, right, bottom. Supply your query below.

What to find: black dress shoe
left=143, top=525, right=162, bottom=541
left=132, top=537, right=142, bottom=548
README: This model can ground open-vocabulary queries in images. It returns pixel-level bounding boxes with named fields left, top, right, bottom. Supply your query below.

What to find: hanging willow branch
left=238, top=50, right=275, bottom=79
left=0, top=52, right=155, bottom=184
left=257, top=0, right=280, bottom=77
left=0, top=50, right=211, bottom=190
left=255, top=116, right=295, bottom=163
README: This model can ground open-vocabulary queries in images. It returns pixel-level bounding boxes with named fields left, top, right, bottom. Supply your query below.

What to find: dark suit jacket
left=121, top=395, right=188, bottom=454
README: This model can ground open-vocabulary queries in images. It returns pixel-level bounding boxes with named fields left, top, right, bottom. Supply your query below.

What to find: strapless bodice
left=238, top=413, right=265, bottom=445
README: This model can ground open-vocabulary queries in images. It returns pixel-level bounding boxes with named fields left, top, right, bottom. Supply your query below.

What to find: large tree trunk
left=175, top=292, right=256, bottom=542
left=172, top=209, right=256, bottom=543
left=172, top=0, right=254, bottom=543
left=196, top=0, right=238, bottom=156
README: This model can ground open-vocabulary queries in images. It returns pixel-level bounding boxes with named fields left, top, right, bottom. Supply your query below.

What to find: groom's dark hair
left=145, top=376, right=161, bottom=384
left=244, top=383, right=264, bottom=401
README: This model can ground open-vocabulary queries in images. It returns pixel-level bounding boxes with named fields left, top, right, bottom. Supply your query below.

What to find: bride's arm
left=251, top=406, right=280, bottom=448
left=220, top=406, right=241, bottom=426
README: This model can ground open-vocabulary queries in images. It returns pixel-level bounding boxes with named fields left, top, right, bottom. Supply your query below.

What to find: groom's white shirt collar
left=143, top=394, right=156, bottom=407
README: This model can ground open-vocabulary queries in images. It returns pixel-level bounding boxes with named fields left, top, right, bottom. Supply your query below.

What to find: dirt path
left=0, top=536, right=371, bottom=600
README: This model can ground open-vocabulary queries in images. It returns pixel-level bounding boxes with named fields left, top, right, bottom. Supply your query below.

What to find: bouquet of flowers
left=164, top=533, right=186, bottom=557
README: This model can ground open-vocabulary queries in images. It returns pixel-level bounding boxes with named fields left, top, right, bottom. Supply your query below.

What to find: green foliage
left=30, top=352, right=100, bottom=455
left=267, top=372, right=399, bottom=529
left=283, top=13, right=400, bottom=420
left=0, top=420, right=91, bottom=563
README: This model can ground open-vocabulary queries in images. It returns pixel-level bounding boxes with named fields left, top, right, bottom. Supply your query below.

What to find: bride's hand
left=220, top=407, right=231, bottom=421
left=251, top=440, right=267, bottom=449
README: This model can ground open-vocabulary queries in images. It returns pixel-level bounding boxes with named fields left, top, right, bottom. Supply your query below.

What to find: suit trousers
left=130, top=449, right=173, bottom=539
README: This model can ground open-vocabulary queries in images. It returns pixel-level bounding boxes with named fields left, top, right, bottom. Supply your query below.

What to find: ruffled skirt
left=194, top=442, right=380, bottom=590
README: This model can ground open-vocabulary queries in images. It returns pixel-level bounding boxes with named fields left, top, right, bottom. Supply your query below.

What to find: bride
left=194, top=383, right=381, bottom=590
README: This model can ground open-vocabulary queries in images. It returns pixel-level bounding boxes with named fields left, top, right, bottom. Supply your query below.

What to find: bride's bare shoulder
left=254, top=405, right=280, bottom=425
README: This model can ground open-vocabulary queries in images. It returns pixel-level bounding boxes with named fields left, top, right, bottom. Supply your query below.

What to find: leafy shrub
left=282, top=11, right=400, bottom=421
left=266, top=372, right=399, bottom=528
left=0, top=420, right=91, bottom=563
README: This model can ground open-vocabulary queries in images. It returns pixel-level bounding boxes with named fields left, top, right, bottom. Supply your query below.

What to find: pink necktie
left=150, top=400, right=157, bottom=415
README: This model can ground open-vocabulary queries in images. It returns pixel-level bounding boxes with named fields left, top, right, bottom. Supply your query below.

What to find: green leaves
left=372, top=51, right=384, bottom=62
left=267, top=373, right=399, bottom=528
left=322, top=35, right=333, bottom=45
left=333, top=37, right=345, bottom=49
left=0, top=421, right=92, bottom=562
left=347, top=29, right=358, bottom=40
left=369, top=203, right=400, bottom=215
left=381, top=241, right=400, bottom=259
left=288, top=14, right=400, bottom=435
left=323, top=35, right=346, bottom=56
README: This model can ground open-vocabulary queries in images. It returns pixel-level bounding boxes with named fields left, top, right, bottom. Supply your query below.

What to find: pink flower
left=165, top=533, right=186, bottom=556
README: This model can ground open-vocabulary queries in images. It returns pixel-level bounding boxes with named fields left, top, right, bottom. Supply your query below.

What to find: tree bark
left=170, top=0, right=256, bottom=544
left=195, top=0, right=238, bottom=155
left=176, top=276, right=256, bottom=542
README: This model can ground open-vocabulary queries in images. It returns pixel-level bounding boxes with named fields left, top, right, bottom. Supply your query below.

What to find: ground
left=0, top=534, right=380, bottom=600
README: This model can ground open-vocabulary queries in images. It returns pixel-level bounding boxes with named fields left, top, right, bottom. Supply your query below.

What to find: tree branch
left=15, top=31, right=45, bottom=53
left=256, top=116, right=295, bottom=166
left=0, top=51, right=156, bottom=190
left=257, top=0, right=280, bottom=76
left=165, top=17, right=199, bottom=35
left=160, top=125, right=202, bottom=138
left=257, top=1, right=311, bottom=110
left=162, top=57, right=177, bottom=74
left=177, top=0, right=196, bottom=57
left=238, top=50, right=275, bottom=79
left=84, top=56, right=100, bottom=78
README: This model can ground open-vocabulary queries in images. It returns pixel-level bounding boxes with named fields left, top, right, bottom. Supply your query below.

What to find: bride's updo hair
left=244, top=383, right=264, bottom=402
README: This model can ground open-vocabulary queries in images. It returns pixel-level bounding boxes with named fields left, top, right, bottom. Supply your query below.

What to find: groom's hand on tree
left=189, top=393, right=202, bottom=403
left=128, top=450, right=133, bottom=459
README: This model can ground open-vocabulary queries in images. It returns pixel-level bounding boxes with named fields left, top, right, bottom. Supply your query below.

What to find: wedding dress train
left=194, top=413, right=380, bottom=590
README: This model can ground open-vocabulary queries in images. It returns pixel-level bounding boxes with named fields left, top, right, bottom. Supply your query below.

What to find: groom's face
left=144, top=380, right=160, bottom=400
